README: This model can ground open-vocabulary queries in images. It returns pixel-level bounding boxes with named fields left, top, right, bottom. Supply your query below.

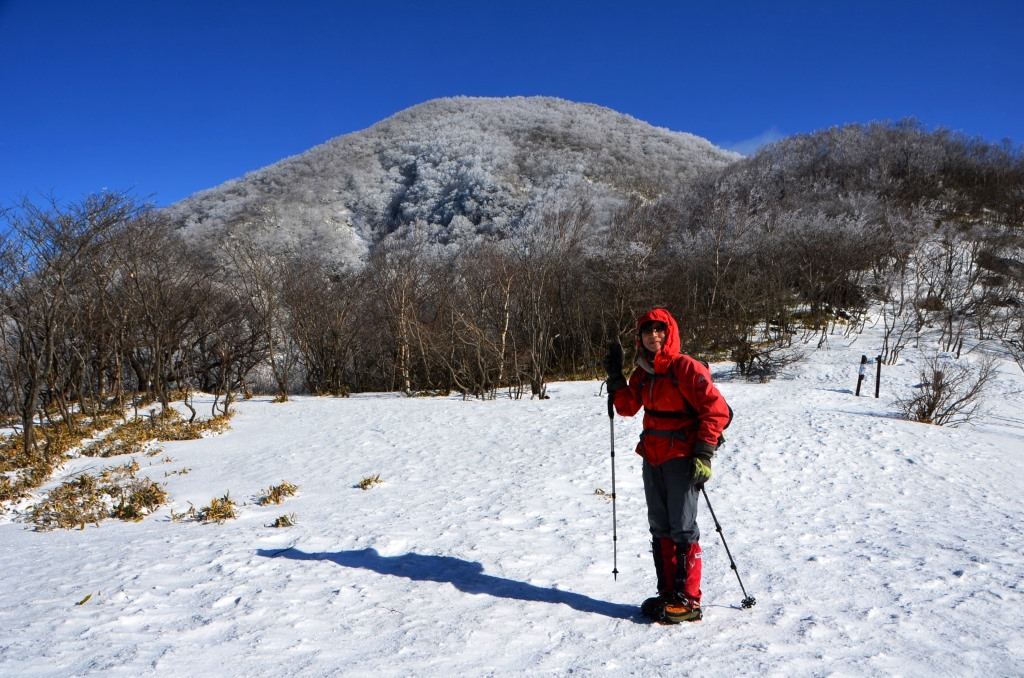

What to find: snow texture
left=2, top=323, right=1023, bottom=676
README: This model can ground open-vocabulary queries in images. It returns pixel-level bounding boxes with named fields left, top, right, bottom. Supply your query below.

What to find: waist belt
left=640, top=428, right=688, bottom=443
left=644, top=407, right=684, bottom=419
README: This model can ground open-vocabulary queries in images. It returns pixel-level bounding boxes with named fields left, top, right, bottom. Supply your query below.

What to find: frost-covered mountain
left=164, top=96, right=740, bottom=265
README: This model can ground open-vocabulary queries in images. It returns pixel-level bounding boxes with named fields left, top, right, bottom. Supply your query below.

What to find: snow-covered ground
left=2, top=325, right=1023, bottom=676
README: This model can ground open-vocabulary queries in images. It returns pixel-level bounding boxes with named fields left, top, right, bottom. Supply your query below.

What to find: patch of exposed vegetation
left=257, top=481, right=298, bottom=506
left=81, top=410, right=233, bottom=458
left=1, top=407, right=231, bottom=518
left=195, top=492, right=237, bottom=524
left=269, top=513, right=297, bottom=528
left=357, top=473, right=383, bottom=490
left=26, top=458, right=169, bottom=530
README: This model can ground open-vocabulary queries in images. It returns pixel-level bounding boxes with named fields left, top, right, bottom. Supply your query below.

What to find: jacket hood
left=635, top=308, right=681, bottom=374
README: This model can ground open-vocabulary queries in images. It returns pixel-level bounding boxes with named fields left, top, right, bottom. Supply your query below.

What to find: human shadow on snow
left=257, top=547, right=640, bottom=622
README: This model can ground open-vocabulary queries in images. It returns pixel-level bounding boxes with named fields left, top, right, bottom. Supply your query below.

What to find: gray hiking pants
left=642, top=456, right=701, bottom=544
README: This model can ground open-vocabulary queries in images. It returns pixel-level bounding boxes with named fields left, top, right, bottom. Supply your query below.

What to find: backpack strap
left=638, top=355, right=733, bottom=445
left=639, top=369, right=699, bottom=420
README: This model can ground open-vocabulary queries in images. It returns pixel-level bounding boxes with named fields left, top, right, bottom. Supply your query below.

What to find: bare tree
left=510, top=199, right=590, bottom=398
left=114, top=211, right=214, bottom=410
left=362, top=227, right=435, bottom=394
left=0, top=192, right=135, bottom=457
left=588, top=198, right=674, bottom=359
left=220, top=237, right=296, bottom=401
left=283, top=257, right=365, bottom=396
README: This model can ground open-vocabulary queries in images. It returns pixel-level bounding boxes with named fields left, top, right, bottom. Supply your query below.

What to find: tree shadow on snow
left=256, top=547, right=640, bottom=622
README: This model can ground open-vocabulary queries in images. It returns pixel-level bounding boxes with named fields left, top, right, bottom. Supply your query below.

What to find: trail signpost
left=856, top=355, right=868, bottom=396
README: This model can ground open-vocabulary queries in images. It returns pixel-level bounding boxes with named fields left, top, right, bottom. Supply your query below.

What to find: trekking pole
left=701, top=487, right=755, bottom=609
left=607, top=392, right=619, bottom=580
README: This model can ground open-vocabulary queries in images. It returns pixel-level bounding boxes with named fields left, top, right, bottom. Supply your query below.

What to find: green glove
left=693, top=457, right=712, bottom=485
left=692, top=440, right=715, bottom=486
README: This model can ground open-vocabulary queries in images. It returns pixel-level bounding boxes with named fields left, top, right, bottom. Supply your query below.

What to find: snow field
left=1, top=330, right=1023, bottom=676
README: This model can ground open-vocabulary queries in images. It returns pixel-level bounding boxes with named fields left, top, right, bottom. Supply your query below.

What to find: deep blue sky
left=2, top=0, right=1021, bottom=208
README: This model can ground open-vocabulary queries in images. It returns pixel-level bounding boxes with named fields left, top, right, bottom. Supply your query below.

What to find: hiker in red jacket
left=603, top=308, right=731, bottom=623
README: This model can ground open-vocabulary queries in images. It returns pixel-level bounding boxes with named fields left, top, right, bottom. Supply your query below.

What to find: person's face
left=641, top=323, right=667, bottom=353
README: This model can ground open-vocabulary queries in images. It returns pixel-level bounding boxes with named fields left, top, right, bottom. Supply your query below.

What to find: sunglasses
left=640, top=324, right=668, bottom=335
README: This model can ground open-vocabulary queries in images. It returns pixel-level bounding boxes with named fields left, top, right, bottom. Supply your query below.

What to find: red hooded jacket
left=612, top=308, right=731, bottom=467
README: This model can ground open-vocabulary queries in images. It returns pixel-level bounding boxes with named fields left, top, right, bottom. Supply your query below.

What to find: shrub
left=898, top=354, right=996, bottom=426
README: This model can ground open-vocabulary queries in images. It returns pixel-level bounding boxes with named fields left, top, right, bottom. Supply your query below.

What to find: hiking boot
left=663, top=596, right=702, bottom=623
left=640, top=594, right=671, bottom=621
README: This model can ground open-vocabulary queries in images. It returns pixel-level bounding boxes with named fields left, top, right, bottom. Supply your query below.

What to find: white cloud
left=718, top=127, right=787, bottom=156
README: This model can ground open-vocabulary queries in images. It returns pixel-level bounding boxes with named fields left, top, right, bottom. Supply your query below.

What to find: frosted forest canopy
left=2, top=97, right=1023, bottom=459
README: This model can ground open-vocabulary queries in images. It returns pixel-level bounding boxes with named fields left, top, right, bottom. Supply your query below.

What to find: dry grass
left=110, top=478, right=169, bottom=521
left=1, top=417, right=108, bottom=507
left=257, top=481, right=298, bottom=506
left=195, top=493, right=237, bottom=523
left=2, top=405, right=232, bottom=517
left=81, top=410, right=233, bottom=458
left=26, top=459, right=169, bottom=530
left=357, top=473, right=383, bottom=490
left=169, top=504, right=197, bottom=523
left=269, top=513, right=297, bottom=528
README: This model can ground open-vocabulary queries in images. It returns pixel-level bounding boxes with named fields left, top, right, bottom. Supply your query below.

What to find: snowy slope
left=2, top=326, right=1023, bottom=676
